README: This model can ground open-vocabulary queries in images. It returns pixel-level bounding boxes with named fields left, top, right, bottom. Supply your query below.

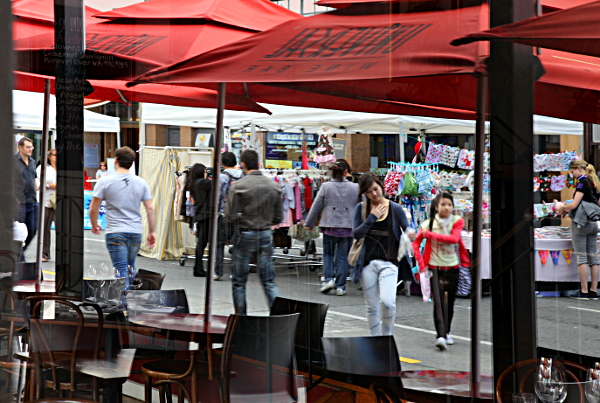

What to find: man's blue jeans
left=231, top=230, right=279, bottom=315
left=322, top=235, right=352, bottom=290
left=105, top=233, right=142, bottom=291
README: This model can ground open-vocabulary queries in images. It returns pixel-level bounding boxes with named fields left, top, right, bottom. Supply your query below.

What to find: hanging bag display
left=416, top=168, right=434, bottom=195
left=402, top=171, right=419, bottom=196
left=348, top=202, right=367, bottom=266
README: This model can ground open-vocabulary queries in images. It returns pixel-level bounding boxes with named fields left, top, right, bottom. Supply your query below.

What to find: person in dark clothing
left=14, top=137, right=38, bottom=260
left=188, top=163, right=212, bottom=277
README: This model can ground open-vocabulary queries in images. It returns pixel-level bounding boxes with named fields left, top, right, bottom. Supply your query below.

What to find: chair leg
left=159, top=384, right=166, bottom=403
left=144, top=374, right=153, bottom=403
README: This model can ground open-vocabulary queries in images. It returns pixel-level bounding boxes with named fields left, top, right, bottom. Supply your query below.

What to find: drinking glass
left=535, top=357, right=567, bottom=403
left=513, top=392, right=537, bottom=403
left=585, top=368, right=600, bottom=403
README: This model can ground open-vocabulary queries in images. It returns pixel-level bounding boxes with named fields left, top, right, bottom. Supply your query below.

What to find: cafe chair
left=131, top=269, right=165, bottom=291
left=496, top=358, right=587, bottom=403
left=321, top=335, right=406, bottom=398
left=141, top=313, right=300, bottom=403
left=120, top=290, right=190, bottom=374
left=22, top=296, right=127, bottom=402
left=0, top=285, right=34, bottom=401
left=270, top=297, right=329, bottom=391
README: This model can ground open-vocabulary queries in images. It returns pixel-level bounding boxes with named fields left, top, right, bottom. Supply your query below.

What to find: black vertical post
left=205, top=83, right=226, bottom=321
left=489, top=0, right=537, bottom=394
left=0, top=0, right=16, bottom=264
left=54, top=0, right=85, bottom=297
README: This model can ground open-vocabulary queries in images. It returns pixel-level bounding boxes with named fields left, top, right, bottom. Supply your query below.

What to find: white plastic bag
left=420, top=269, right=432, bottom=302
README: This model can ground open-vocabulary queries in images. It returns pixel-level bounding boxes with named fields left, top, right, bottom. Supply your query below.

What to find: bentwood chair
left=369, top=383, right=405, bottom=403
left=28, top=399, right=96, bottom=403
left=131, top=269, right=165, bottom=291
left=22, top=296, right=126, bottom=401
left=496, top=358, right=587, bottom=403
left=142, top=313, right=300, bottom=403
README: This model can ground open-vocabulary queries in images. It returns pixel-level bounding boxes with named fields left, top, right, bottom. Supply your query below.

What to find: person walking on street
left=412, top=192, right=470, bottom=351
left=305, top=160, right=358, bottom=296
left=14, top=137, right=38, bottom=261
left=225, top=150, right=282, bottom=315
left=189, top=163, right=211, bottom=277
left=214, top=152, right=244, bottom=281
left=554, top=159, right=600, bottom=300
left=36, top=149, right=57, bottom=262
left=352, top=173, right=413, bottom=336
left=89, top=146, right=156, bottom=291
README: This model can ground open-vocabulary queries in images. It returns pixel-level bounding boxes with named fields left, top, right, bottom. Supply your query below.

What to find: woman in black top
left=556, top=159, right=600, bottom=300
left=188, top=163, right=211, bottom=277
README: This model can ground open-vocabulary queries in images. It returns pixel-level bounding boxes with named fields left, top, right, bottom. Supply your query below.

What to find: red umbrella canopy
left=14, top=71, right=270, bottom=113
left=132, top=5, right=487, bottom=84
left=130, top=2, right=600, bottom=124
left=14, top=0, right=302, bottom=80
left=317, top=0, right=593, bottom=11
left=452, top=0, right=600, bottom=58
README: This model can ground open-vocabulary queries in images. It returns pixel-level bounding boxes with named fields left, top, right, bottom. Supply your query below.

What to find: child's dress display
left=314, top=126, right=336, bottom=164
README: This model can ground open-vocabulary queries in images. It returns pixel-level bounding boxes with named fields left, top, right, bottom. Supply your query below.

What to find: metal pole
left=471, top=68, right=488, bottom=389
left=35, top=79, right=51, bottom=283
left=205, top=83, right=226, bottom=321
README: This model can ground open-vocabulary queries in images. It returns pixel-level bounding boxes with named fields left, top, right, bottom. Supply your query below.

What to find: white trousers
left=360, top=259, right=398, bottom=336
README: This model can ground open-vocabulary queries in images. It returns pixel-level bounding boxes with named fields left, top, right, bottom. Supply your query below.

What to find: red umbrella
left=14, top=0, right=302, bottom=80
left=14, top=72, right=270, bottom=112
left=317, top=0, right=594, bottom=11
left=452, top=0, right=600, bottom=58
left=130, top=3, right=600, bottom=124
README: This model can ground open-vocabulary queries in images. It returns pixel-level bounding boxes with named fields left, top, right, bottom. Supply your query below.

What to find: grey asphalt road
left=26, top=230, right=600, bottom=375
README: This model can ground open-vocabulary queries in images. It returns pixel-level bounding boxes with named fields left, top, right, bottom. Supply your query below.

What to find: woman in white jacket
left=305, top=160, right=358, bottom=295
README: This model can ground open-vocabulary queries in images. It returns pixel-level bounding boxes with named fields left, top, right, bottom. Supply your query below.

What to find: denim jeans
left=105, top=233, right=142, bottom=291
left=231, top=230, right=279, bottom=315
left=360, top=260, right=398, bottom=336
left=322, top=235, right=352, bottom=290
left=17, top=202, right=38, bottom=253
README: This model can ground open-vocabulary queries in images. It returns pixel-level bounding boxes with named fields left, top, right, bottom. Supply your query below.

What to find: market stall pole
left=204, top=83, right=226, bottom=321
left=34, top=79, right=50, bottom=283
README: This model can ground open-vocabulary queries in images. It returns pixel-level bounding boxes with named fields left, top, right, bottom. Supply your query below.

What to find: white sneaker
left=336, top=287, right=346, bottom=296
left=320, top=276, right=326, bottom=282
left=446, top=334, right=454, bottom=345
left=435, top=337, right=447, bottom=351
left=320, top=279, right=335, bottom=293
left=213, top=274, right=222, bottom=281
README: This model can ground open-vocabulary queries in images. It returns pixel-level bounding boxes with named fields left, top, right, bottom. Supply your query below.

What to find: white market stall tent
left=13, top=90, right=120, bottom=133
left=141, top=102, right=583, bottom=136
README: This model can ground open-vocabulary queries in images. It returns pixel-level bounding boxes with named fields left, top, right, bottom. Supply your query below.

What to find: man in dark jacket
left=14, top=137, right=38, bottom=260
left=225, top=150, right=282, bottom=315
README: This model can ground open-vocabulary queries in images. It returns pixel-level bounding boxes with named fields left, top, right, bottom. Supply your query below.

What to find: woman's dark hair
left=187, top=163, right=206, bottom=190
left=46, top=148, right=56, bottom=166
left=330, top=160, right=349, bottom=180
left=429, top=192, right=454, bottom=232
left=357, top=173, right=384, bottom=210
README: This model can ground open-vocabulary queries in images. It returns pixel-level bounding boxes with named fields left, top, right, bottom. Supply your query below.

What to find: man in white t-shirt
left=89, top=147, right=156, bottom=290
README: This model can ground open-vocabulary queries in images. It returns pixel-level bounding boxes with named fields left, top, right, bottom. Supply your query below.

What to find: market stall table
left=462, top=232, right=590, bottom=281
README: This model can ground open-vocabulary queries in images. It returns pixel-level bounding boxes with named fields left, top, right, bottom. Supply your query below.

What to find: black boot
left=194, top=267, right=207, bottom=277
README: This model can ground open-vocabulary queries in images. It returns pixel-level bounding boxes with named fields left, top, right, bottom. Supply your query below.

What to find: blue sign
left=83, top=191, right=107, bottom=230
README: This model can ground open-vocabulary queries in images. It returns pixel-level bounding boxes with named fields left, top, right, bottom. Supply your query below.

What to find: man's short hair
left=240, top=150, right=259, bottom=171
left=115, top=146, right=136, bottom=170
left=221, top=152, right=236, bottom=168
left=18, top=137, right=32, bottom=147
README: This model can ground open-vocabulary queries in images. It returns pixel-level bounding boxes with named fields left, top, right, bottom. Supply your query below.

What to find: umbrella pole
left=205, top=83, right=226, bottom=322
left=471, top=68, right=488, bottom=388
left=35, top=79, right=51, bottom=284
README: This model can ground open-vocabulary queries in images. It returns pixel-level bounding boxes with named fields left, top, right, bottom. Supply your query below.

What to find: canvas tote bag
left=347, top=202, right=367, bottom=266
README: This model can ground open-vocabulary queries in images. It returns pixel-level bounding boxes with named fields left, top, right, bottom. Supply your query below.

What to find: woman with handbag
left=36, top=149, right=57, bottom=262
left=352, top=173, right=413, bottom=336
left=305, top=160, right=358, bottom=295
left=412, top=192, right=470, bottom=351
